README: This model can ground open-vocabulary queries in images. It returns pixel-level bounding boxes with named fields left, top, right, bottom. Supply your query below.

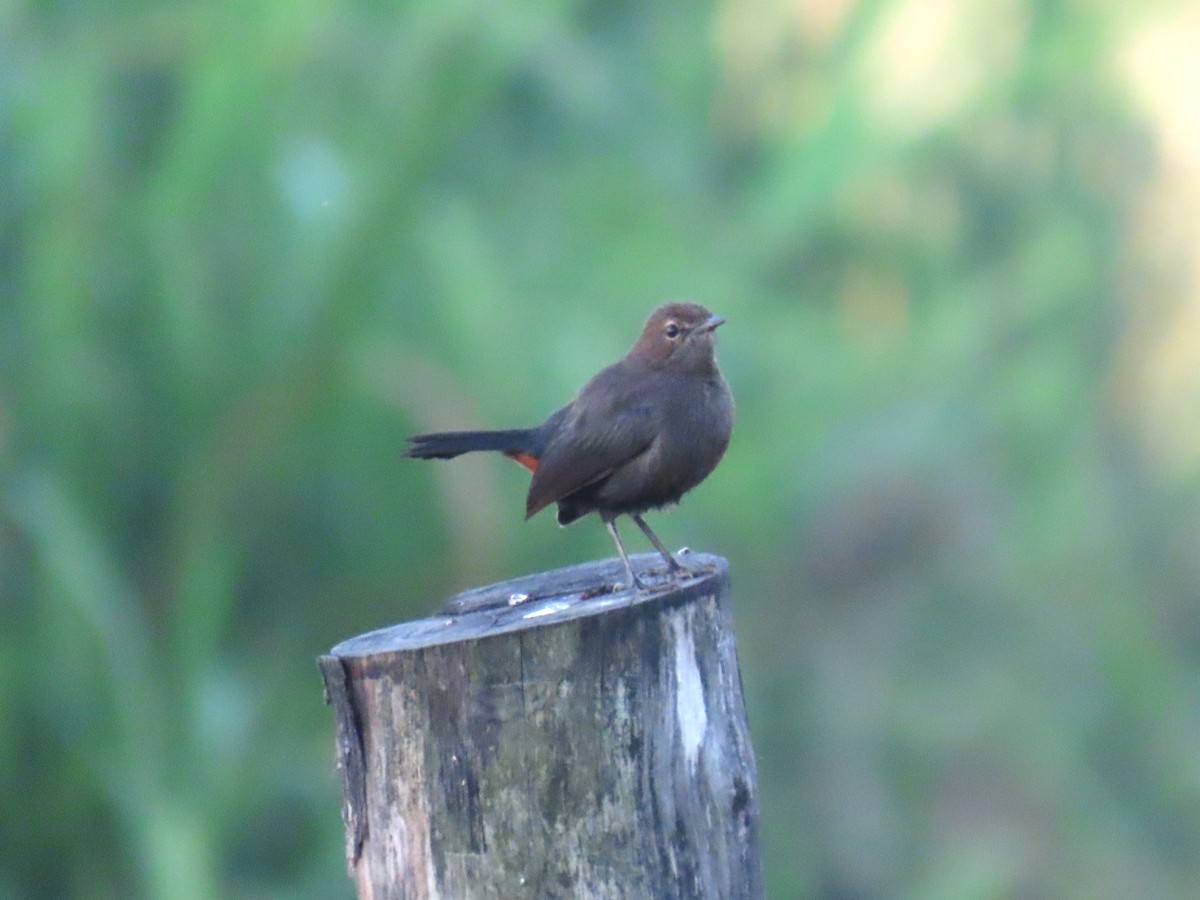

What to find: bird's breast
left=651, top=374, right=733, bottom=491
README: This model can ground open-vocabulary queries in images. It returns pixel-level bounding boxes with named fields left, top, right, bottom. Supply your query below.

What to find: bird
left=403, top=302, right=734, bottom=590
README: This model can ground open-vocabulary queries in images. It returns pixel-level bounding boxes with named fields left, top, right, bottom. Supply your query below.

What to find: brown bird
left=404, top=303, right=734, bottom=590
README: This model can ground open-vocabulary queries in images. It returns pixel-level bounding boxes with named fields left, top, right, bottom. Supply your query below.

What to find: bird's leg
left=604, top=517, right=648, bottom=591
left=631, top=514, right=686, bottom=576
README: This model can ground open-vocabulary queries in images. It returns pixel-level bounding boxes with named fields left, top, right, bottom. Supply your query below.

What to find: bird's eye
left=664, top=322, right=681, bottom=339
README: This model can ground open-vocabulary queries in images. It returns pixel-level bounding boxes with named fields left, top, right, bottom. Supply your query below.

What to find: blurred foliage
left=4, top=0, right=1200, bottom=897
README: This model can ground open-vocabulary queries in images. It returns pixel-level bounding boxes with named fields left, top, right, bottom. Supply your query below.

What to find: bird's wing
left=524, top=368, right=659, bottom=519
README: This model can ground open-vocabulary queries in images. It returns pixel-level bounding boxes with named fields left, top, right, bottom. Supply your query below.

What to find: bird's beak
left=698, top=314, right=726, bottom=333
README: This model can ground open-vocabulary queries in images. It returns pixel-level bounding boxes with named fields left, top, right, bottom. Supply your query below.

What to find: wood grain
left=319, top=552, right=761, bottom=899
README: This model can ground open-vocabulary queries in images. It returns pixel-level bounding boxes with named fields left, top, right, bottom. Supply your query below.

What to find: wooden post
left=318, top=552, right=762, bottom=900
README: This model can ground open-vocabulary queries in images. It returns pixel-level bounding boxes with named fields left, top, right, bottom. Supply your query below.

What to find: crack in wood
left=318, top=654, right=369, bottom=869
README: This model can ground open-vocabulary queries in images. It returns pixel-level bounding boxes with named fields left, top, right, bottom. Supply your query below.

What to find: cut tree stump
left=318, top=551, right=761, bottom=900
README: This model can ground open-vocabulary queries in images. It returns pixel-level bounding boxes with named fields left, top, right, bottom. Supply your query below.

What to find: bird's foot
left=618, top=563, right=668, bottom=594
left=613, top=544, right=700, bottom=592
left=615, top=559, right=649, bottom=593
left=635, top=563, right=686, bottom=592
left=662, top=548, right=693, bottom=579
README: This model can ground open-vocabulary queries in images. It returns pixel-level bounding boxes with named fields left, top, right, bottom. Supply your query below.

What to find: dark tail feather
left=403, top=429, right=538, bottom=460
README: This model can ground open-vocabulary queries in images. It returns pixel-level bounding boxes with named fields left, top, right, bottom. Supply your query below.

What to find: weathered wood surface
left=318, top=552, right=761, bottom=900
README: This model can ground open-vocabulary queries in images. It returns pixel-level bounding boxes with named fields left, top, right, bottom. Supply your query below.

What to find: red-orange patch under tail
left=504, top=451, right=540, bottom=473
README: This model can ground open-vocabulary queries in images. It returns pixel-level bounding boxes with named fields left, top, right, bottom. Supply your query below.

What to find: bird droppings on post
left=522, top=601, right=571, bottom=620
left=328, top=554, right=721, bottom=656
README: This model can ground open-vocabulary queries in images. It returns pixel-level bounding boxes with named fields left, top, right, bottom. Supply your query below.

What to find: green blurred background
left=5, top=0, right=1200, bottom=897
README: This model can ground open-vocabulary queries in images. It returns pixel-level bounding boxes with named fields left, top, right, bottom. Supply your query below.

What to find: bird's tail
left=403, top=429, right=539, bottom=461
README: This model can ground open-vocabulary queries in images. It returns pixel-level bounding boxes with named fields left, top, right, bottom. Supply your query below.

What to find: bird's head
left=628, top=302, right=725, bottom=374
